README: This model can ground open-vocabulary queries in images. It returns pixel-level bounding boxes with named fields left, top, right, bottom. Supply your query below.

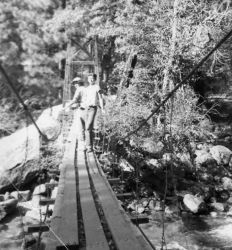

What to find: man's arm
left=64, top=88, right=81, bottom=110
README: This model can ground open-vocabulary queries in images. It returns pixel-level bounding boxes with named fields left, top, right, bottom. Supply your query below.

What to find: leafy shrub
left=101, top=85, right=213, bottom=154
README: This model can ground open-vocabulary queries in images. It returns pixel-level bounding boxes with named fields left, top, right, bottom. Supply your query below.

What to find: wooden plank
left=45, top=183, right=58, bottom=190
left=130, top=214, right=149, bottom=224
left=77, top=150, right=109, bottom=250
left=39, top=198, right=56, bottom=206
left=107, top=178, right=120, bottom=184
left=87, top=153, right=153, bottom=250
left=72, top=60, right=95, bottom=65
left=26, top=224, right=49, bottom=233
left=42, top=117, right=79, bottom=250
left=116, top=192, right=134, bottom=199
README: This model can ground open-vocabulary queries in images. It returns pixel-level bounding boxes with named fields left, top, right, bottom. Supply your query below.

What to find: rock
left=0, top=105, right=62, bottom=192
left=0, top=124, right=40, bottom=192
left=145, top=158, right=161, bottom=170
left=216, top=189, right=230, bottom=202
left=127, top=201, right=136, bottom=211
left=10, top=190, right=30, bottom=201
left=226, top=207, right=232, bottom=216
left=0, top=198, right=18, bottom=221
left=176, top=152, right=193, bottom=168
left=141, top=198, right=149, bottom=208
left=165, top=205, right=179, bottom=215
left=99, top=152, right=117, bottom=166
left=148, top=199, right=156, bottom=210
left=141, top=138, right=164, bottom=156
left=221, top=177, right=232, bottom=191
left=183, top=194, right=204, bottom=213
left=119, top=159, right=134, bottom=172
left=153, top=201, right=163, bottom=211
left=162, top=153, right=176, bottom=164
left=18, top=195, right=41, bottom=213
left=33, top=184, right=46, bottom=196
left=25, top=210, right=46, bottom=221
left=37, top=105, right=62, bottom=140
left=199, top=172, right=213, bottom=182
left=135, top=204, right=145, bottom=214
left=166, top=241, right=187, bottom=250
left=21, top=234, right=37, bottom=249
left=210, top=202, right=225, bottom=212
left=227, top=197, right=232, bottom=204
left=194, top=150, right=217, bottom=168
left=49, top=178, right=57, bottom=184
left=31, top=194, right=42, bottom=207
left=210, top=211, right=218, bottom=217
left=210, top=145, right=232, bottom=165
left=4, top=192, right=10, bottom=200
left=51, top=186, right=58, bottom=199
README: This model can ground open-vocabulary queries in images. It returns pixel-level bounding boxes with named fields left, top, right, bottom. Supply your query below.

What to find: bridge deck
left=41, top=112, right=153, bottom=250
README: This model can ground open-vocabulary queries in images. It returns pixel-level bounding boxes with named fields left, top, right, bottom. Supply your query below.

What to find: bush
left=101, top=85, right=212, bottom=154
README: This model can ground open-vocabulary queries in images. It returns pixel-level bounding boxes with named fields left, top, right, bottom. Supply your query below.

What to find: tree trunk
left=162, top=0, right=179, bottom=94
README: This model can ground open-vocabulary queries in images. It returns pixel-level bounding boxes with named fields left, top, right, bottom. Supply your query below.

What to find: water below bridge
left=141, top=212, right=232, bottom=249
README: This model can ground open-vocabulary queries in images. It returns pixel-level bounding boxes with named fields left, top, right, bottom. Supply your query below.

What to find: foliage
left=1, top=0, right=232, bottom=144
left=0, top=100, right=24, bottom=137
left=0, top=0, right=63, bottom=112
left=94, top=0, right=232, bottom=151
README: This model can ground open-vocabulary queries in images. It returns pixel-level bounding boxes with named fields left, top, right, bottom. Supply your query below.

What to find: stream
left=141, top=212, right=232, bottom=249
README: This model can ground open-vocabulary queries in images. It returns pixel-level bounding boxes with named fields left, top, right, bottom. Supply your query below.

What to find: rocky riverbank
left=0, top=105, right=66, bottom=249
left=99, top=122, right=232, bottom=249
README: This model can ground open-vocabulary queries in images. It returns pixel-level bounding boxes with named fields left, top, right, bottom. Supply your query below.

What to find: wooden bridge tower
left=63, top=36, right=100, bottom=103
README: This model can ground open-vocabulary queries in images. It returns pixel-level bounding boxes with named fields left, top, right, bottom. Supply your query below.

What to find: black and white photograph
left=1, top=0, right=232, bottom=249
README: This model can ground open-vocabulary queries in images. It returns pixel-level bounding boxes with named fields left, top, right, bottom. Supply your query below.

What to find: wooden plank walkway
left=86, top=152, right=152, bottom=250
left=77, top=150, right=109, bottom=250
left=42, top=114, right=79, bottom=250
left=40, top=112, right=153, bottom=250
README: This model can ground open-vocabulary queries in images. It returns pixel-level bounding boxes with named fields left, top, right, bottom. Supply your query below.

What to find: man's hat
left=72, top=77, right=81, bottom=84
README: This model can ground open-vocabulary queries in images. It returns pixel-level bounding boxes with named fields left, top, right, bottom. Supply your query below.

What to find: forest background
left=1, top=0, right=232, bottom=144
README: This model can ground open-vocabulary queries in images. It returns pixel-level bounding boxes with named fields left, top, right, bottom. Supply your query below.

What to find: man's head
left=72, top=77, right=84, bottom=87
left=87, top=73, right=97, bottom=85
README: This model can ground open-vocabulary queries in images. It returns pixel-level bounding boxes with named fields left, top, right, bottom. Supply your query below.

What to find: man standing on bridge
left=83, top=73, right=105, bottom=152
left=65, top=74, right=105, bottom=152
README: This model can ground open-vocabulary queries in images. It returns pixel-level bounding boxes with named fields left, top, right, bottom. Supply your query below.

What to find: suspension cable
left=0, top=63, right=47, bottom=140
left=121, top=27, right=232, bottom=141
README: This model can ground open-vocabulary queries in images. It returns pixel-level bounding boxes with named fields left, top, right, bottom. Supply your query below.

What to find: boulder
left=0, top=198, right=18, bottom=221
left=166, top=241, right=187, bottom=250
left=25, top=209, right=46, bottom=222
left=119, top=159, right=134, bottom=172
left=21, top=235, right=38, bottom=250
left=99, top=152, right=117, bottom=166
left=145, top=158, right=161, bottom=170
left=141, top=138, right=164, bottom=156
left=0, top=125, right=40, bottom=192
left=226, top=207, right=232, bottom=216
left=210, top=202, right=225, bottom=212
left=10, top=190, right=30, bottom=201
left=176, top=152, right=193, bottom=168
left=183, top=194, right=205, bottom=213
left=221, top=177, right=232, bottom=191
left=194, top=149, right=217, bottom=168
left=210, top=145, right=232, bottom=165
left=37, top=107, right=61, bottom=140
left=162, top=153, right=177, bottom=164
left=33, top=184, right=46, bottom=196
left=0, top=105, right=62, bottom=192
left=51, top=186, right=58, bottom=199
